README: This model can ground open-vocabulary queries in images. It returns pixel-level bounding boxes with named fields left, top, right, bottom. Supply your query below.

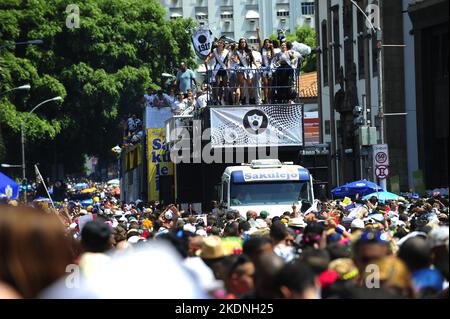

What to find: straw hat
left=199, top=236, right=225, bottom=260
left=288, top=217, right=307, bottom=228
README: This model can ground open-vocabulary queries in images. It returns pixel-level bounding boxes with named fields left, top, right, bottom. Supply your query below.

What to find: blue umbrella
left=362, top=191, right=400, bottom=203
left=74, top=183, right=88, bottom=189
left=0, top=171, right=19, bottom=200
left=331, top=180, right=382, bottom=199
left=81, top=198, right=94, bottom=207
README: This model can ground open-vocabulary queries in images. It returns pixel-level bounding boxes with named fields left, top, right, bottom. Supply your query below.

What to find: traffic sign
left=373, top=144, right=389, bottom=166
left=375, top=165, right=389, bottom=179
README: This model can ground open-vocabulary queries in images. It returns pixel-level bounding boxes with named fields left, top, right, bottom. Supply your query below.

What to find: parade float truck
left=220, top=159, right=314, bottom=218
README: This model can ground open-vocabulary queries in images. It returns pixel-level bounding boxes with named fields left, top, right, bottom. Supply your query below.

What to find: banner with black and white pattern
left=191, top=27, right=213, bottom=60
left=210, top=105, right=304, bottom=148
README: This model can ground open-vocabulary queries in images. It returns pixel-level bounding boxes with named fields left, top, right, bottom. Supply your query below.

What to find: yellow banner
left=147, top=128, right=173, bottom=201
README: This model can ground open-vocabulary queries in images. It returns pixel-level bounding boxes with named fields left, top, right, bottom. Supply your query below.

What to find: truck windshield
left=230, top=181, right=311, bottom=206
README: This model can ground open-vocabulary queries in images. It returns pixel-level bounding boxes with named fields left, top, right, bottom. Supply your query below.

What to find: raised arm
left=256, top=27, right=263, bottom=50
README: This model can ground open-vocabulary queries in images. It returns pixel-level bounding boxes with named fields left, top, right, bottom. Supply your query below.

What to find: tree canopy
left=0, top=0, right=195, bottom=177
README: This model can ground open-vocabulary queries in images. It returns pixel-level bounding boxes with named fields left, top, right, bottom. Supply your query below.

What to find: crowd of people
left=0, top=181, right=448, bottom=299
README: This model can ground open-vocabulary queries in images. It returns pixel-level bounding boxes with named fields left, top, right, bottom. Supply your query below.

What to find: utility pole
left=21, top=122, right=27, bottom=203
left=350, top=0, right=385, bottom=189
left=376, top=27, right=386, bottom=190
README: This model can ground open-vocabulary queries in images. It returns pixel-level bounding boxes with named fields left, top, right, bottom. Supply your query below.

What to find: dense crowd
left=0, top=181, right=448, bottom=299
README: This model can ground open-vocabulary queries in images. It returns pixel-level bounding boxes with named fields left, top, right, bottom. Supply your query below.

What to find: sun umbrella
left=0, top=172, right=19, bottom=200
left=107, top=179, right=120, bottom=186
left=331, top=180, right=382, bottom=199
left=80, top=187, right=97, bottom=194
left=362, top=191, right=400, bottom=203
left=81, top=198, right=94, bottom=207
left=74, top=182, right=88, bottom=189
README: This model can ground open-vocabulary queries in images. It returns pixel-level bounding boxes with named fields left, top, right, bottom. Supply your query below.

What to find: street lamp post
left=0, top=39, right=43, bottom=50
left=0, top=84, right=31, bottom=97
left=21, top=96, right=62, bottom=203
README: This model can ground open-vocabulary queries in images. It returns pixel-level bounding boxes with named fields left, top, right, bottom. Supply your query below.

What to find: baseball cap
left=164, top=210, right=173, bottom=220
left=260, top=211, right=269, bottom=219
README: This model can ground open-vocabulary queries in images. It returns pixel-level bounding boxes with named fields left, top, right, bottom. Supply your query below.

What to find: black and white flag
left=191, top=26, right=213, bottom=60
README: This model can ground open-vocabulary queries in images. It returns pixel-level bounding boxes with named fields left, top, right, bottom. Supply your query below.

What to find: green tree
left=0, top=0, right=195, bottom=177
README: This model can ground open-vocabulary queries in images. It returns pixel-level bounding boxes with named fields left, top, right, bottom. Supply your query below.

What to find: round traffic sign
left=375, top=165, right=389, bottom=179
left=375, top=151, right=388, bottom=164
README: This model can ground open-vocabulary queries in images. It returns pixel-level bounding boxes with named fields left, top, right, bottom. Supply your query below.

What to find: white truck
left=220, top=159, right=315, bottom=218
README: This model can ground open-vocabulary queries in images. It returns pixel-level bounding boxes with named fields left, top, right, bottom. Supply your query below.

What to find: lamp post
left=0, top=84, right=31, bottom=97
left=1, top=163, right=22, bottom=168
left=21, top=96, right=62, bottom=203
left=0, top=39, right=43, bottom=49
left=349, top=0, right=385, bottom=189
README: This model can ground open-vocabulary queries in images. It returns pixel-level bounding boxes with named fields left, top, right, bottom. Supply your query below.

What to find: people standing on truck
left=142, top=87, right=154, bottom=108
left=272, top=42, right=295, bottom=103
left=235, top=38, right=256, bottom=105
left=171, top=92, right=187, bottom=115
left=152, top=90, right=172, bottom=109
left=175, top=62, right=197, bottom=94
left=251, top=46, right=263, bottom=105
left=205, top=39, right=230, bottom=105
left=257, top=28, right=275, bottom=104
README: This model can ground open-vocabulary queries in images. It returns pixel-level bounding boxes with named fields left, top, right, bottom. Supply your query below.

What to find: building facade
left=158, top=0, right=316, bottom=42
left=316, top=0, right=448, bottom=192
left=407, top=0, right=449, bottom=190
left=315, top=0, right=411, bottom=191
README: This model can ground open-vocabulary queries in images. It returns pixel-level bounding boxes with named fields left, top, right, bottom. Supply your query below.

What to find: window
left=277, top=10, right=290, bottom=17
left=170, top=12, right=182, bottom=20
left=222, top=180, right=228, bottom=204
left=372, top=36, right=378, bottom=77
left=221, top=12, right=233, bottom=19
left=357, top=0, right=365, bottom=79
left=332, top=6, right=340, bottom=84
left=248, top=37, right=258, bottom=44
left=321, top=20, right=328, bottom=86
left=301, top=2, right=315, bottom=15
left=371, top=1, right=379, bottom=77
left=343, top=0, right=354, bottom=76
left=196, top=12, right=208, bottom=20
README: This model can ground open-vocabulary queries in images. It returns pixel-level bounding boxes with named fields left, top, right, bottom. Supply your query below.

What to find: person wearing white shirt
left=205, top=39, right=230, bottom=105
left=195, top=89, right=208, bottom=109
left=142, top=87, right=154, bottom=108
left=251, top=47, right=263, bottom=105
left=171, top=92, right=187, bottom=115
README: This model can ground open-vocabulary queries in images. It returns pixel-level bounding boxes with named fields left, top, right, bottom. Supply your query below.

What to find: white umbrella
left=107, top=179, right=120, bottom=186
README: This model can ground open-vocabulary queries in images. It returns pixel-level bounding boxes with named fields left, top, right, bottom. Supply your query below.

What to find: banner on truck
left=210, top=104, right=304, bottom=148
left=147, top=128, right=174, bottom=201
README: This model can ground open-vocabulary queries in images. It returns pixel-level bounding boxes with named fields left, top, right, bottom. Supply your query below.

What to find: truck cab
left=221, top=159, right=314, bottom=218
